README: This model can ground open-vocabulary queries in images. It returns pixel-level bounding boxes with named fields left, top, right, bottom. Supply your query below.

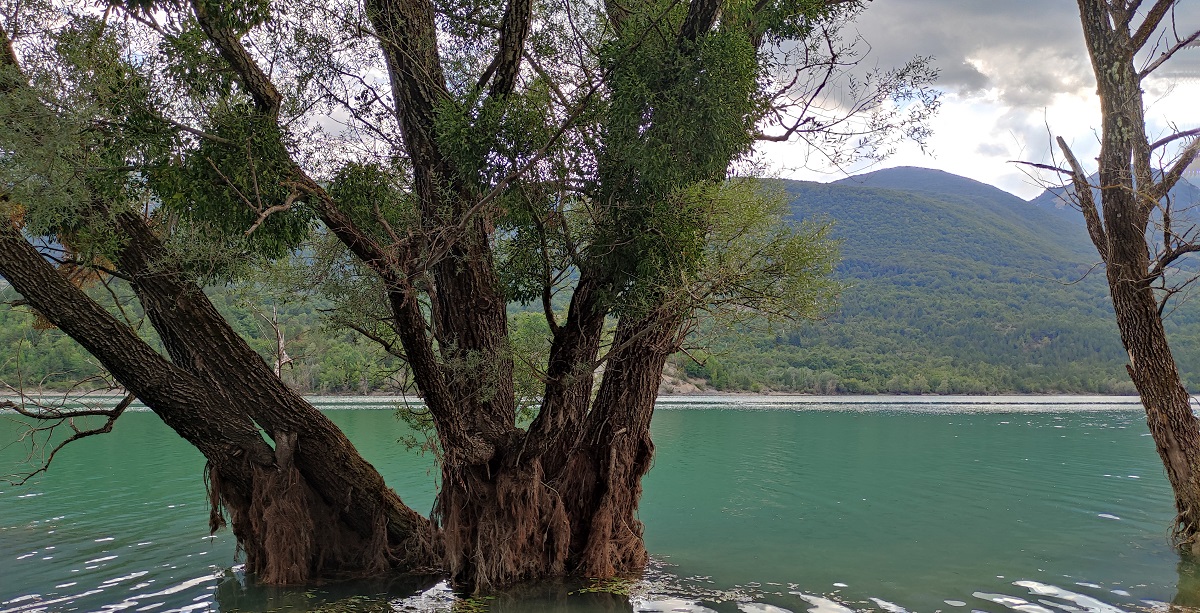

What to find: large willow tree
left=0, top=0, right=934, bottom=591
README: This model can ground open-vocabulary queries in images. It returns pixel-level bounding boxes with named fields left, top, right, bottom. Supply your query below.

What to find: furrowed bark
left=527, top=269, right=608, bottom=470
left=556, top=306, right=684, bottom=578
left=109, top=210, right=436, bottom=575
left=366, top=0, right=517, bottom=447
left=0, top=221, right=315, bottom=579
left=0, top=222, right=275, bottom=483
left=1075, top=0, right=1200, bottom=549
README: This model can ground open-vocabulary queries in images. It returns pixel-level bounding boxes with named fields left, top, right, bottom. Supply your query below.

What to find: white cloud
left=759, top=1, right=1200, bottom=199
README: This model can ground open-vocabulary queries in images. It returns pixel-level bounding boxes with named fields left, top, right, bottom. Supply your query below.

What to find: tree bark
left=1075, top=0, right=1200, bottom=548
left=109, top=211, right=438, bottom=578
left=0, top=214, right=436, bottom=583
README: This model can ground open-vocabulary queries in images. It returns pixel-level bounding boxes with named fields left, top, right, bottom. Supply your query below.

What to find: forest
left=7, top=167, right=1193, bottom=397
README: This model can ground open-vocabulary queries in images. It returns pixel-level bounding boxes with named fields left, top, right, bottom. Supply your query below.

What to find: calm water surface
left=1, top=395, right=1196, bottom=612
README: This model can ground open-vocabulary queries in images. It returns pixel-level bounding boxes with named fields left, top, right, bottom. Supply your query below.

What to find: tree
left=1047, top=0, right=1200, bottom=548
left=0, top=0, right=934, bottom=592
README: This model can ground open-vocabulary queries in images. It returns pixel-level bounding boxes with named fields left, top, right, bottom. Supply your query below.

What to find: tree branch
left=188, top=0, right=282, bottom=118
left=1150, top=127, right=1200, bottom=151
left=1150, top=243, right=1200, bottom=281
left=3, top=393, right=134, bottom=486
left=1057, top=135, right=1110, bottom=262
left=1010, top=160, right=1073, bottom=175
left=244, top=190, right=300, bottom=236
left=1152, top=134, right=1200, bottom=201
left=1140, top=28, right=1200, bottom=78
left=482, top=0, right=533, bottom=99
left=1131, top=0, right=1175, bottom=52
left=678, top=0, right=721, bottom=43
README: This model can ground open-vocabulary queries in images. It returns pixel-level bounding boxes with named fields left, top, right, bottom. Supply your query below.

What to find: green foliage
left=508, top=311, right=552, bottom=418
left=697, top=179, right=840, bottom=325
left=743, top=0, right=844, bottom=43
left=115, top=0, right=271, bottom=33
left=150, top=102, right=314, bottom=262
left=9, top=167, right=1175, bottom=397
left=590, top=12, right=768, bottom=315
left=327, top=162, right=417, bottom=239
left=435, top=80, right=561, bottom=192
left=155, top=21, right=238, bottom=100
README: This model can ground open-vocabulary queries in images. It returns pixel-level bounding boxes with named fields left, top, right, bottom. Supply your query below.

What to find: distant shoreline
left=0, top=390, right=1148, bottom=403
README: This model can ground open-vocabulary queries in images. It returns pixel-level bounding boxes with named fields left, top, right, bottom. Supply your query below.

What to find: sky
left=759, top=1, right=1200, bottom=199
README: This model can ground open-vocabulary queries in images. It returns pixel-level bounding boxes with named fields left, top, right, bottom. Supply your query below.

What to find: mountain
left=681, top=167, right=1200, bottom=394
left=835, top=166, right=1094, bottom=256
left=1028, top=172, right=1200, bottom=229
left=8, top=166, right=1200, bottom=395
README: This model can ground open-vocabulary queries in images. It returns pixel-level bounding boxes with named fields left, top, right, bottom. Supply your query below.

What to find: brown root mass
left=204, top=432, right=395, bottom=585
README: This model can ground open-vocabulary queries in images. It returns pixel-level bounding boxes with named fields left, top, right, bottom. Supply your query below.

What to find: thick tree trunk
left=1075, top=0, right=1200, bottom=549
left=559, top=308, right=681, bottom=577
left=112, top=213, right=436, bottom=568
left=428, top=300, right=681, bottom=591
left=1110, top=275, right=1200, bottom=546
left=110, top=212, right=438, bottom=580
left=0, top=216, right=437, bottom=583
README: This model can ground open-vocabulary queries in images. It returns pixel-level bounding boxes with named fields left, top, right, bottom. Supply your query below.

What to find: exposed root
left=436, top=452, right=572, bottom=593
left=249, top=431, right=317, bottom=584
left=572, top=431, right=654, bottom=578
left=204, top=461, right=227, bottom=534
left=204, top=433, right=405, bottom=585
left=1172, top=507, right=1200, bottom=555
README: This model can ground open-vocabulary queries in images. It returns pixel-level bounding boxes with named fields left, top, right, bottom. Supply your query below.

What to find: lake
left=1, top=395, right=1195, bottom=612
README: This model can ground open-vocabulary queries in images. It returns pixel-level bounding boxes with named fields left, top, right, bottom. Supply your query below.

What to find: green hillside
left=8, top=167, right=1200, bottom=395
left=676, top=168, right=1200, bottom=394
left=0, top=284, right=408, bottom=394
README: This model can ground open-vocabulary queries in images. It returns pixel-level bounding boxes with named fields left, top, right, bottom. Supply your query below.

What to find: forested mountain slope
left=678, top=167, right=1200, bottom=394
left=8, top=167, right=1200, bottom=395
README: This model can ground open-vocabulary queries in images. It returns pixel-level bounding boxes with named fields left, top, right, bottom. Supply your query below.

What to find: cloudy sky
left=760, top=1, right=1200, bottom=199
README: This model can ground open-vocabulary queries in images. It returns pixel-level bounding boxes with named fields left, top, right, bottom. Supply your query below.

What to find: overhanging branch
left=1057, top=135, right=1109, bottom=262
left=3, top=393, right=134, bottom=486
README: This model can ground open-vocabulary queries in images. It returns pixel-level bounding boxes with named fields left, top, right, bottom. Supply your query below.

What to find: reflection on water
left=0, top=396, right=1193, bottom=612
left=1175, top=556, right=1200, bottom=608
left=201, top=561, right=1186, bottom=613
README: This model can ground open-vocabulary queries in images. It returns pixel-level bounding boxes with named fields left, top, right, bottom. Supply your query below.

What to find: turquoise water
left=0, top=395, right=1194, bottom=612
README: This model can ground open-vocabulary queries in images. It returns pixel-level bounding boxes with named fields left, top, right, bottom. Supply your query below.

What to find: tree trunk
left=1110, top=275, right=1200, bottom=547
left=0, top=216, right=437, bottom=583
left=1074, top=0, right=1200, bottom=549
left=558, top=308, right=681, bottom=577
left=425, top=299, right=681, bottom=591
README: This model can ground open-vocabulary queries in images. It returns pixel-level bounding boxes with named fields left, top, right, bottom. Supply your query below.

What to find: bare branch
left=244, top=191, right=300, bottom=236
left=1150, top=127, right=1200, bottom=151
left=1057, top=135, right=1109, bottom=262
left=1140, top=28, right=1200, bottom=78
left=1150, top=243, right=1200, bottom=281
left=1153, top=135, right=1200, bottom=201
left=1010, top=160, right=1073, bottom=175
left=3, top=393, right=134, bottom=486
left=1132, top=0, right=1176, bottom=52
left=152, top=112, right=234, bottom=145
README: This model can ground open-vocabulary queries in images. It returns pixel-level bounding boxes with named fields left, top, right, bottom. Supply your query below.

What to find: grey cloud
left=940, top=60, right=989, bottom=95
left=975, top=142, right=1010, bottom=157
left=849, top=1, right=1199, bottom=110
